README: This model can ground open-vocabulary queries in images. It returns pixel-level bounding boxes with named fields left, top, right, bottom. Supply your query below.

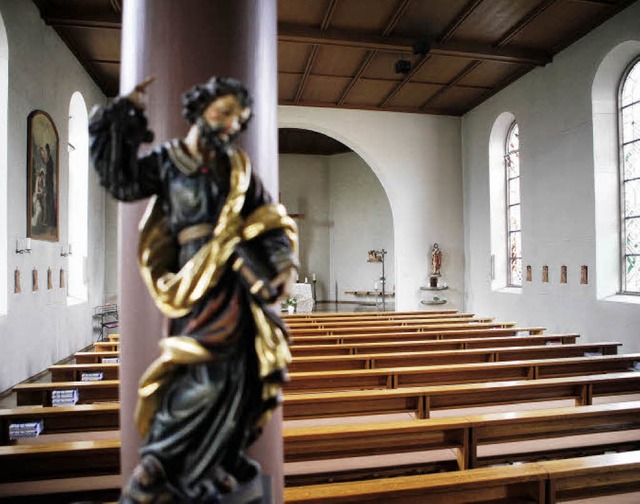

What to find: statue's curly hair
left=182, top=77, right=253, bottom=126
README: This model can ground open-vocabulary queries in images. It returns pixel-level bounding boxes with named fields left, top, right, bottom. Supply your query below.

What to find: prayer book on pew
left=102, top=357, right=120, bottom=364
left=51, top=388, right=78, bottom=407
left=81, top=371, right=104, bottom=381
left=9, top=420, right=43, bottom=439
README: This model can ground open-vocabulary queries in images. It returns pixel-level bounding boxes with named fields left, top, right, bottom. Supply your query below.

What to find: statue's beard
left=197, top=118, right=235, bottom=155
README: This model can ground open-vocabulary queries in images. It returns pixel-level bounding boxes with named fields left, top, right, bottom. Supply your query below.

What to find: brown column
left=118, top=0, right=282, bottom=500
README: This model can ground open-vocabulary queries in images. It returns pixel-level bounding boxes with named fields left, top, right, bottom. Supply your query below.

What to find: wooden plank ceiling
left=33, top=0, right=637, bottom=153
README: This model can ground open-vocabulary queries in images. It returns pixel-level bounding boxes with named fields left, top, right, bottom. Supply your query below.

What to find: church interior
left=1, top=0, right=640, bottom=501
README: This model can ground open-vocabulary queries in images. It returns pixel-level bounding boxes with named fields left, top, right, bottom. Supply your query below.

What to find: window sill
left=600, top=293, right=640, bottom=305
left=66, top=296, right=87, bottom=307
left=493, top=286, right=523, bottom=295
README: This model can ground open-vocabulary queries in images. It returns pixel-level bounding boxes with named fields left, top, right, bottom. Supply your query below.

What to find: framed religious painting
left=27, top=110, right=59, bottom=241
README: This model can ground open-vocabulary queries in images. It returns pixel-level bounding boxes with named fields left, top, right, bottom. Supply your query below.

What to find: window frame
left=618, top=56, right=640, bottom=295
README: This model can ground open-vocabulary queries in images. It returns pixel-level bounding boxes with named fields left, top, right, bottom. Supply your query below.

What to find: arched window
left=505, top=122, right=522, bottom=286
left=620, top=58, right=640, bottom=293
left=67, top=92, right=89, bottom=302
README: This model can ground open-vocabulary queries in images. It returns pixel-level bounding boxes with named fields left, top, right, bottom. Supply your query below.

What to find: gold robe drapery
left=135, top=148, right=297, bottom=435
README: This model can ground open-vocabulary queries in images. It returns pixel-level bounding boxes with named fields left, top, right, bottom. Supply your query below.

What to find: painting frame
left=27, top=110, right=59, bottom=242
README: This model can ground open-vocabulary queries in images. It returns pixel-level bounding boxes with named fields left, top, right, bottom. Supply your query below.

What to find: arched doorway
left=279, top=128, right=395, bottom=309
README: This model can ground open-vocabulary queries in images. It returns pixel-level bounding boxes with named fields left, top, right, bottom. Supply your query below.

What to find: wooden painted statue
left=89, top=77, right=298, bottom=503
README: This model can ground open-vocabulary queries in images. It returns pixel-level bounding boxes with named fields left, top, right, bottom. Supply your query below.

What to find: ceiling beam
left=109, top=0, right=122, bottom=14
left=420, top=60, right=481, bottom=110
left=439, top=0, right=486, bottom=42
left=278, top=24, right=550, bottom=66
left=292, top=0, right=338, bottom=106
left=338, top=0, right=413, bottom=106
left=496, top=0, right=559, bottom=46
left=44, top=18, right=121, bottom=30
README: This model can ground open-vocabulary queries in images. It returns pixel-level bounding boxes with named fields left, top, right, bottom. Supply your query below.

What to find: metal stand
left=368, top=249, right=388, bottom=311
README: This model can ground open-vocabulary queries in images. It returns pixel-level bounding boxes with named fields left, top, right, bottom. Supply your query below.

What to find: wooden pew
left=283, top=371, right=640, bottom=420
left=18, top=354, right=640, bottom=407
left=107, top=333, right=120, bottom=342
left=284, top=451, right=640, bottom=503
left=0, top=474, right=120, bottom=503
left=0, top=439, right=120, bottom=481
left=290, top=334, right=580, bottom=358
left=283, top=310, right=458, bottom=321
left=2, top=402, right=637, bottom=496
left=286, top=314, right=480, bottom=329
left=49, top=363, right=119, bottom=382
left=14, top=380, right=120, bottom=406
left=75, top=350, right=119, bottom=364
left=0, top=404, right=119, bottom=445
left=540, top=451, right=640, bottom=503
left=291, top=326, right=545, bottom=345
left=284, top=401, right=640, bottom=485
left=285, top=460, right=548, bottom=503
left=291, top=334, right=579, bottom=357
left=285, top=354, right=640, bottom=393
left=93, top=341, right=119, bottom=352
left=289, top=320, right=513, bottom=337
left=288, top=342, right=620, bottom=372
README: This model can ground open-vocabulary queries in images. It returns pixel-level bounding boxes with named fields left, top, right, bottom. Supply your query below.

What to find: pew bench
left=93, top=341, right=120, bottom=352
left=291, top=326, right=546, bottom=345
left=14, top=380, right=120, bottom=406
left=285, top=353, right=640, bottom=393
left=284, top=371, right=640, bottom=420
left=286, top=314, right=483, bottom=330
left=288, top=342, right=620, bottom=372
left=284, top=401, right=640, bottom=485
left=49, top=363, right=119, bottom=382
left=290, top=334, right=579, bottom=357
left=75, top=350, right=119, bottom=364
left=0, top=403, right=119, bottom=445
left=283, top=310, right=458, bottom=321
left=289, top=320, right=514, bottom=337
left=284, top=450, right=640, bottom=503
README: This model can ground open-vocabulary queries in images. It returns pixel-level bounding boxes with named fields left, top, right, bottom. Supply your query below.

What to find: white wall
left=279, top=107, right=463, bottom=311
left=279, top=154, right=331, bottom=299
left=462, top=2, right=640, bottom=351
left=279, top=151, right=396, bottom=304
left=0, top=0, right=107, bottom=391
left=329, top=152, right=394, bottom=303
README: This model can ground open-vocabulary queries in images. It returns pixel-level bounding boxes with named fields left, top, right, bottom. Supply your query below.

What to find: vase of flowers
left=284, top=296, right=297, bottom=314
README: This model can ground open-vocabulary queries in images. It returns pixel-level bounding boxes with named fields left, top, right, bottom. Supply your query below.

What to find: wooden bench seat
left=93, top=341, right=120, bottom=352
left=0, top=403, right=119, bottom=445
left=284, top=401, right=640, bottom=485
left=107, top=333, right=120, bottom=342
left=0, top=474, right=120, bottom=503
left=291, top=334, right=579, bottom=357
left=288, top=342, right=620, bottom=372
left=289, top=320, right=513, bottom=337
left=50, top=363, right=119, bottom=382
left=284, top=450, right=640, bottom=503
left=75, top=350, right=119, bottom=364
left=283, top=310, right=458, bottom=321
left=286, top=313, right=480, bottom=329
left=0, top=439, right=120, bottom=482
left=285, top=353, right=640, bottom=393
left=14, top=380, right=120, bottom=406
left=291, top=326, right=545, bottom=345
left=284, top=371, right=640, bottom=420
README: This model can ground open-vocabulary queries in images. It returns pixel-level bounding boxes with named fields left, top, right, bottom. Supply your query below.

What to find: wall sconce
left=16, top=238, right=32, bottom=254
left=60, top=244, right=73, bottom=257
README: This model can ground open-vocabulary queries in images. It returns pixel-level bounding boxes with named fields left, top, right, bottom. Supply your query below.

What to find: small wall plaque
left=526, top=265, right=532, bottom=282
left=60, top=268, right=65, bottom=289
left=32, top=268, right=38, bottom=292
left=47, top=267, right=53, bottom=290
left=542, top=265, right=549, bottom=283
left=581, top=265, right=588, bottom=285
left=560, top=265, right=567, bottom=284
left=14, top=268, right=21, bottom=294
